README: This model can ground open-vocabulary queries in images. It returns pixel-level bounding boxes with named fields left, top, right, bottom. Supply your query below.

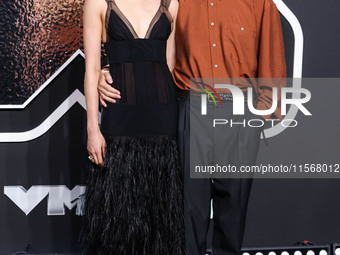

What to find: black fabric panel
left=104, top=39, right=167, bottom=64
left=100, top=102, right=178, bottom=136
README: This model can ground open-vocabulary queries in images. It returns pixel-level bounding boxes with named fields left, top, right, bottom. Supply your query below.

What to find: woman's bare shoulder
left=84, top=0, right=107, bottom=14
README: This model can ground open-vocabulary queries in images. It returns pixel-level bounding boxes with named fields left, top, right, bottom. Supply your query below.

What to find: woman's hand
left=87, top=129, right=106, bottom=166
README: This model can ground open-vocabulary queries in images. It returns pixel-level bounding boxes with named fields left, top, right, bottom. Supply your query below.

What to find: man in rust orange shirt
left=97, top=0, right=286, bottom=254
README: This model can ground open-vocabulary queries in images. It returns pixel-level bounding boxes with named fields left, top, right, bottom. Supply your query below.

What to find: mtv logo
left=4, top=185, right=86, bottom=216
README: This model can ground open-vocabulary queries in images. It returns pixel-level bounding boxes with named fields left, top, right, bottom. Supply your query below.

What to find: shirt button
left=212, top=43, right=216, bottom=47
left=214, top=64, right=218, bottom=68
left=241, top=26, right=245, bottom=31
left=210, top=3, right=214, bottom=6
left=211, top=22, right=215, bottom=26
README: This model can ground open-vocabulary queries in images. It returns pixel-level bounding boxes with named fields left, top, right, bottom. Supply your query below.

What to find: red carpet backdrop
left=0, top=0, right=340, bottom=254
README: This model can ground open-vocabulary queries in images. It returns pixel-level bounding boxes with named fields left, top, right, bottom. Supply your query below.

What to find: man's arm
left=257, top=0, right=287, bottom=120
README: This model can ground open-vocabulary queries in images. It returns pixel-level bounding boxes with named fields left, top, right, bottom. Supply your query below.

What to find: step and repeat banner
left=0, top=0, right=340, bottom=254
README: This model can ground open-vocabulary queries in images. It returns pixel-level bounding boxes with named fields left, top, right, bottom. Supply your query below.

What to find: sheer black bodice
left=100, top=0, right=177, bottom=137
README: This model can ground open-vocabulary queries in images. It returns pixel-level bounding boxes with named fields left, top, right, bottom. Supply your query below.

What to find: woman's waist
left=108, top=62, right=175, bottom=88
left=105, top=39, right=167, bottom=64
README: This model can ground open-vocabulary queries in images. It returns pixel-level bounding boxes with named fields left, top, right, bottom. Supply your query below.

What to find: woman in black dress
left=82, top=0, right=184, bottom=254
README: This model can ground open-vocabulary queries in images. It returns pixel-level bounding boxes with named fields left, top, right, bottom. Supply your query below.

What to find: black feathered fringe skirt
left=80, top=135, right=186, bottom=255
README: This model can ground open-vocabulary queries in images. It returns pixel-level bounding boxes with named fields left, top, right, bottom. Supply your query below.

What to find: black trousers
left=177, top=93, right=262, bottom=255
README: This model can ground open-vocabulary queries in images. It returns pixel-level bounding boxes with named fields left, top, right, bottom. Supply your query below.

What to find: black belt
left=104, top=39, right=167, bottom=64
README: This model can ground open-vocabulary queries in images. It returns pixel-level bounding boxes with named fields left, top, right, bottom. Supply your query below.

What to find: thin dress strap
left=104, top=0, right=115, bottom=42
left=162, top=0, right=172, bottom=9
left=160, top=0, right=174, bottom=30
left=144, top=0, right=173, bottom=38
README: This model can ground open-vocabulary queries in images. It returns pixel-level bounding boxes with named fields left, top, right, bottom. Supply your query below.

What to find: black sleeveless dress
left=82, top=0, right=185, bottom=254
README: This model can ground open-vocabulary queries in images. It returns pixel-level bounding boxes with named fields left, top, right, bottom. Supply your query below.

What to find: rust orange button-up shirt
left=172, top=0, right=287, bottom=120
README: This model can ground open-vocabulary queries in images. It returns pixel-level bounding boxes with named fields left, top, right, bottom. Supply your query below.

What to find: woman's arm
left=166, top=0, right=179, bottom=72
left=83, top=0, right=106, bottom=165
